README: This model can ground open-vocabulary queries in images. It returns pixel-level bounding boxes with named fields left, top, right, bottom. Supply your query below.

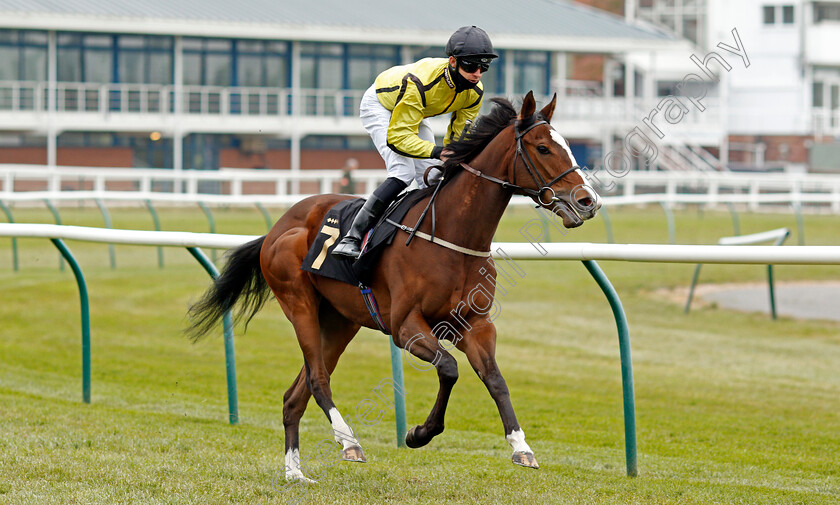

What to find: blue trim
left=111, top=34, right=119, bottom=83
left=231, top=39, right=239, bottom=87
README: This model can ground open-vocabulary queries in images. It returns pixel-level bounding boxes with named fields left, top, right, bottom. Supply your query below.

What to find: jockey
left=331, top=25, right=498, bottom=259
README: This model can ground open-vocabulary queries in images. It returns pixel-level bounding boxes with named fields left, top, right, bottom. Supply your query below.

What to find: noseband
left=460, top=120, right=580, bottom=207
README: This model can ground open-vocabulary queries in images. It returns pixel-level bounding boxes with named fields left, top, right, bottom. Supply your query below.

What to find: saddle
left=301, top=190, right=429, bottom=286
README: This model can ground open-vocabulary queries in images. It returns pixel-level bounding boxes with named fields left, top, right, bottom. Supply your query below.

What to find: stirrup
left=331, top=237, right=361, bottom=259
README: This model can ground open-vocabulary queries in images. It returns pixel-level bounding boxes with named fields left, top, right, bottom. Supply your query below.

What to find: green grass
left=1, top=203, right=839, bottom=504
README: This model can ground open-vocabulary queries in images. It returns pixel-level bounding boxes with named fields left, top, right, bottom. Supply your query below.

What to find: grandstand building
left=632, top=0, right=840, bottom=173
left=3, top=0, right=838, bottom=174
left=0, top=0, right=698, bottom=175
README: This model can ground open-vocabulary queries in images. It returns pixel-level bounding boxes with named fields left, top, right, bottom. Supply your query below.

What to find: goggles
left=458, top=58, right=491, bottom=73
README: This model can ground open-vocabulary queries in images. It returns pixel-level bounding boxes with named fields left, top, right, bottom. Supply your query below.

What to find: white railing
left=1, top=223, right=839, bottom=264
left=0, top=81, right=366, bottom=119
left=812, top=107, right=840, bottom=138
left=1, top=80, right=727, bottom=132
left=2, top=165, right=840, bottom=212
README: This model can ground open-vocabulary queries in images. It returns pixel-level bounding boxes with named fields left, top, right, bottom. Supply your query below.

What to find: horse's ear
left=519, top=91, right=536, bottom=120
left=540, top=93, right=557, bottom=122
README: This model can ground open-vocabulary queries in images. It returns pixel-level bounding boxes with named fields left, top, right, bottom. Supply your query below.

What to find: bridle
left=460, top=120, right=580, bottom=207
left=403, top=119, right=580, bottom=253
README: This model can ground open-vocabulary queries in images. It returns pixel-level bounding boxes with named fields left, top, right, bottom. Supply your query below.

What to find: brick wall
left=219, top=149, right=385, bottom=171
left=728, top=135, right=812, bottom=165
left=0, top=147, right=133, bottom=167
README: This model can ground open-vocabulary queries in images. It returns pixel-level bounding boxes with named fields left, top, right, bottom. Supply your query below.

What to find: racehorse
left=187, top=91, right=601, bottom=481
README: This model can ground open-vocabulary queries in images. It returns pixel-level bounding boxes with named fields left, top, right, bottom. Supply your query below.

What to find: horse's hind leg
left=393, top=310, right=459, bottom=449
left=281, top=299, right=363, bottom=481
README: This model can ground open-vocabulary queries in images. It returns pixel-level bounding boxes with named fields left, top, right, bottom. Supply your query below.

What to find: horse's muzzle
left=546, top=187, right=601, bottom=228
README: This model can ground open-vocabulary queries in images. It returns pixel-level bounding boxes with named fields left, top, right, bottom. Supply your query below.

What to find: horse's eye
left=537, top=145, right=550, bottom=154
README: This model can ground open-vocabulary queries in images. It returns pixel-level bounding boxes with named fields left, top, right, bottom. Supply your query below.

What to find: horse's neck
left=435, top=155, right=513, bottom=251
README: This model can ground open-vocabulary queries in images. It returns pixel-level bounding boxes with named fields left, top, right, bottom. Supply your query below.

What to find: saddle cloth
left=301, top=190, right=428, bottom=286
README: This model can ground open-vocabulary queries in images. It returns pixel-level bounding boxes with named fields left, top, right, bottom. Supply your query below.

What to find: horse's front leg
left=393, top=309, right=459, bottom=449
left=457, top=322, right=539, bottom=469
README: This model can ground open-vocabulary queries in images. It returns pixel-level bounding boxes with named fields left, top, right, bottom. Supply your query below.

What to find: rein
left=461, top=120, right=580, bottom=207
left=394, top=119, right=579, bottom=258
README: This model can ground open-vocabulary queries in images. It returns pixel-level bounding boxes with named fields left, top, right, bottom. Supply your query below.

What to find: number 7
left=311, top=225, right=340, bottom=270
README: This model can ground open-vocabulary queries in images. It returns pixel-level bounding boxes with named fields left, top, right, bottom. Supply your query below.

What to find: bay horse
left=188, top=91, right=601, bottom=481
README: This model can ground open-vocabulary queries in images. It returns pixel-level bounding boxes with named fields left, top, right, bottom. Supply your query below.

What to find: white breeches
left=359, top=85, right=438, bottom=189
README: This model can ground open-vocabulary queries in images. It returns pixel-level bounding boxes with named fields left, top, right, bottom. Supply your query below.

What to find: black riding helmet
left=445, top=26, right=498, bottom=63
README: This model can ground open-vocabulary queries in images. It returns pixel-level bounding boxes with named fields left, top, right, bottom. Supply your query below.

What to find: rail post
left=144, top=199, right=165, bottom=268
left=197, top=202, right=217, bottom=262
left=50, top=238, right=91, bottom=404
left=582, top=259, right=638, bottom=477
left=792, top=202, right=805, bottom=246
left=389, top=340, right=408, bottom=448
left=94, top=198, right=116, bottom=269
left=725, top=202, right=740, bottom=236
left=599, top=205, right=615, bottom=244
left=186, top=246, right=239, bottom=425
left=685, top=228, right=789, bottom=318
left=659, top=202, right=676, bottom=244
left=0, top=201, right=18, bottom=271
left=43, top=198, right=65, bottom=271
left=255, top=203, right=274, bottom=232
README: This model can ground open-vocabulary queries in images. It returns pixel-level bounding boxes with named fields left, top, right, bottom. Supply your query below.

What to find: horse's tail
left=187, top=235, right=270, bottom=342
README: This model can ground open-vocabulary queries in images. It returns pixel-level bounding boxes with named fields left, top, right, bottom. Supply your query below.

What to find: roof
left=0, top=0, right=677, bottom=52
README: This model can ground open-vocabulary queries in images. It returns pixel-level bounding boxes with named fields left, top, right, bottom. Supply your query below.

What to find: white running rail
left=2, top=223, right=839, bottom=264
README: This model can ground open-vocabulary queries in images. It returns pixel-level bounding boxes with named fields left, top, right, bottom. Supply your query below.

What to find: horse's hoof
left=285, top=471, right=316, bottom=484
left=404, top=425, right=426, bottom=449
left=512, top=451, right=540, bottom=469
left=341, top=445, right=366, bottom=463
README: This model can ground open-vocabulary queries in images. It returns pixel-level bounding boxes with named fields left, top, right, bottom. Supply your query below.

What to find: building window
left=301, top=135, right=348, bottom=149
left=346, top=44, right=399, bottom=90
left=763, top=5, right=776, bottom=24
left=57, top=33, right=113, bottom=83
left=300, top=42, right=343, bottom=90
left=183, top=38, right=232, bottom=86
left=236, top=40, right=290, bottom=88
left=117, top=35, right=173, bottom=85
left=0, top=29, right=47, bottom=81
left=411, top=45, right=445, bottom=61
left=782, top=5, right=795, bottom=24
left=480, top=51, right=504, bottom=96
left=815, top=3, right=840, bottom=22
left=763, top=5, right=795, bottom=25
left=512, top=50, right=550, bottom=96
left=813, top=82, right=824, bottom=107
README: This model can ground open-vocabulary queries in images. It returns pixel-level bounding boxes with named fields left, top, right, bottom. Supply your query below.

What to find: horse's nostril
left=576, top=197, right=593, bottom=210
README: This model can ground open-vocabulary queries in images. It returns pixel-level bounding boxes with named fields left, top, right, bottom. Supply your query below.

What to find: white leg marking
left=506, top=428, right=534, bottom=454
left=284, top=448, right=314, bottom=483
left=329, top=407, right=359, bottom=450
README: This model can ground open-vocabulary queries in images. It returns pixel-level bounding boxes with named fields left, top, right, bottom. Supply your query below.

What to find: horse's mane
left=435, top=97, right=539, bottom=187
left=408, top=96, right=540, bottom=200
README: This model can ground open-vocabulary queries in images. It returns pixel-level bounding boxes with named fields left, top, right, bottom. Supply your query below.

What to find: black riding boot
left=331, top=195, right=388, bottom=259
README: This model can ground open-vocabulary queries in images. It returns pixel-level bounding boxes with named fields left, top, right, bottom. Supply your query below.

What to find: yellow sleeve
left=385, top=79, right=436, bottom=159
left=444, top=92, right=483, bottom=146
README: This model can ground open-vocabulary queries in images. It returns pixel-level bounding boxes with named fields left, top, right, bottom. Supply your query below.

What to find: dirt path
left=654, top=281, right=840, bottom=323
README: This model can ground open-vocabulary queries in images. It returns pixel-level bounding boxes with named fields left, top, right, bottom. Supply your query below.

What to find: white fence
left=0, top=80, right=722, bottom=127
left=2, top=223, right=839, bottom=264
left=2, top=165, right=840, bottom=212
